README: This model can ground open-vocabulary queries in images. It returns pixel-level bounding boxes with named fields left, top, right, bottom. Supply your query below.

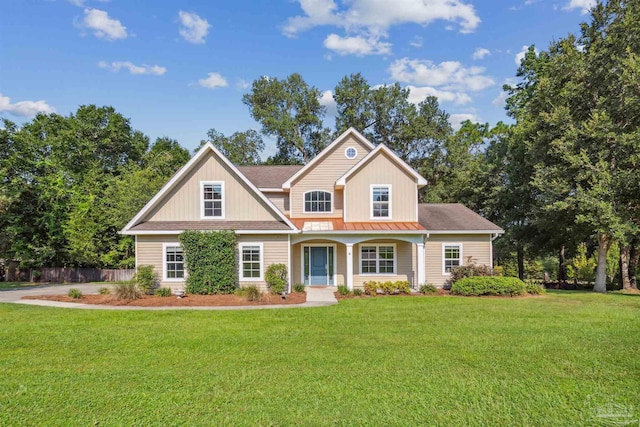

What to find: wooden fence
left=22, top=268, right=135, bottom=283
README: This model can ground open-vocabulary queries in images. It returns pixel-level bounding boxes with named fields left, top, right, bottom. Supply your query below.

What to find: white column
left=417, top=242, right=425, bottom=288
left=346, top=243, right=354, bottom=290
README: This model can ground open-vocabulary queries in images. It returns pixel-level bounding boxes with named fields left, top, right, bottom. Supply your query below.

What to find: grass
left=0, top=282, right=50, bottom=290
left=0, top=291, right=638, bottom=425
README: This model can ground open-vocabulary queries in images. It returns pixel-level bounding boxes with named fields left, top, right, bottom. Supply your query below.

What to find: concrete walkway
left=0, top=283, right=338, bottom=310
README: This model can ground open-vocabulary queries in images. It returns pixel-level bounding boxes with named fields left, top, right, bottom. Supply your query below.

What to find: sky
left=1, top=0, right=597, bottom=157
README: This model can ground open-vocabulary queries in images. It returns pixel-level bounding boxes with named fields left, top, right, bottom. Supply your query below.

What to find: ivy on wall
left=179, top=230, right=237, bottom=294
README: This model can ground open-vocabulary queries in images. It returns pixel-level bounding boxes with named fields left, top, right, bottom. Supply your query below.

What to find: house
left=121, top=128, right=503, bottom=291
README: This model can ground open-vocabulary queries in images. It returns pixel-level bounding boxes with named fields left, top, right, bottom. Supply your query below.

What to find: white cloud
left=389, top=58, right=495, bottom=92
left=410, top=36, right=423, bottom=48
left=472, top=47, right=490, bottom=60
left=449, top=113, right=480, bottom=130
left=68, top=0, right=84, bottom=6
left=407, top=85, right=472, bottom=106
left=324, top=33, right=391, bottom=56
left=319, top=90, right=337, bottom=116
left=198, top=72, right=228, bottom=89
left=563, top=0, right=596, bottom=13
left=0, top=93, right=55, bottom=117
left=492, top=91, right=508, bottom=107
left=178, top=11, right=210, bottom=44
left=236, top=79, right=251, bottom=90
left=81, top=8, right=127, bottom=40
left=515, top=45, right=538, bottom=65
left=98, top=61, right=166, bottom=75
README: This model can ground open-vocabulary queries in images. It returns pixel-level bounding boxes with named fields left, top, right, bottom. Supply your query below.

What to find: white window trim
left=358, top=243, right=397, bottom=275
left=200, top=181, right=225, bottom=220
left=239, top=242, right=264, bottom=282
left=370, top=184, right=392, bottom=220
left=442, top=243, right=463, bottom=276
left=163, top=242, right=186, bottom=282
left=302, top=190, right=334, bottom=214
left=300, top=244, right=338, bottom=286
left=344, top=146, right=358, bottom=159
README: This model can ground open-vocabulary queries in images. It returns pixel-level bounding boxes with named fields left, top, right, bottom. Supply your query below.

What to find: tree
left=199, top=128, right=264, bottom=165
left=242, top=73, right=330, bottom=164
left=334, top=73, right=375, bottom=136
left=145, top=137, right=191, bottom=177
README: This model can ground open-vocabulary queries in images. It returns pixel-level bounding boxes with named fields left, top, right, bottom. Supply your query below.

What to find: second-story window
left=201, top=181, right=224, bottom=218
left=371, top=185, right=391, bottom=218
left=304, top=191, right=332, bottom=213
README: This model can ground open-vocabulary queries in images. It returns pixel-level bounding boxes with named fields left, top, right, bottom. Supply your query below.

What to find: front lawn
left=0, top=291, right=638, bottom=425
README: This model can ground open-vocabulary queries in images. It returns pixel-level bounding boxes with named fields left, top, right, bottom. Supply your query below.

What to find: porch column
left=417, top=242, right=425, bottom=288
left=346, top=243, right=354, bottom=290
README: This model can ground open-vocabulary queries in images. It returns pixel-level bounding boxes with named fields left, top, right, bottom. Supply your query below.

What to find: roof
left=237, top=165, right=302, bottom=189
left=129, top=221, right=292, bottom=232
left=289, top=217, right=426, bottom=232
left=418, top=204, right=503, bottom=232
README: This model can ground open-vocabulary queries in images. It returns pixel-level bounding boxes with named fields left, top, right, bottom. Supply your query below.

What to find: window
left=201, top=181, right=224, bottom=218
left=240, top=243, right=263, bottom=281
left=304, top=191, right=332, bottom=213
left=443, top=244, right=462, bottom=274
left=360, top=245, right=395, bottom=274
left=164, top=245, right=184, bottom=280
left=345, top=146, right=357, bottom=159
left=371, top=185, right=391, bottom=218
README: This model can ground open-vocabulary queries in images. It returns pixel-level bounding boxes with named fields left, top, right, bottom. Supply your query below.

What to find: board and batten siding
left=353, top=240, right=416, bottom=289
left=289, top=135, right=372, bottom=218
left=136, top=234, right=289, bottom=291
left=144, top=153, right=281, bottom=222
left=344, top=152, right=418, bottom=222
left=425, top=234, right=493, bottom=287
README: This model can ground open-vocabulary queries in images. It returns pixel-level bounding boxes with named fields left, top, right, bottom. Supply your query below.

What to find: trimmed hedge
left=364, top=280, right=411, bottom=295
left=180, top=230, right=237, bottom=295
left=451, top=277, right=526, bottom=296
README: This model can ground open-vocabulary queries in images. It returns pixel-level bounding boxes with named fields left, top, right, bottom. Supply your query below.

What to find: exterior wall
left=264, top=192, right=289, bottom=215
left=144, top=153, right=281, bottom=222
left=344, top=152, right=418, bottom=222
left=425, top=234, right=493, bottom=287
left=136, top=234, right=289, bottom=292
left=289, top=135, right=372, bottom=218
left=353, top=239, right=416, bottom=289
left=291, top=240, right=346, bottom=286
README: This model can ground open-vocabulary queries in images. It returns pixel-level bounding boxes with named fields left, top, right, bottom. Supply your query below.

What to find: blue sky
left=1, top=0, right=596, bottom=156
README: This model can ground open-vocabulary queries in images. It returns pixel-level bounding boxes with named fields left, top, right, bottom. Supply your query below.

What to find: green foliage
left=419, top=284, right=438, bottom=295
left=450, top=263, right=494, bottom=284
left=451, top=277, right=526, bottom=296
left=566, top=243, right=597, bottom=283
left=98, top=287, right=110, bottom=295
left=154, top=287, right=172, bottom=297
left=67, top=288, right=82, bottom=299
left=364, top=281, right=411, bottom=296
left=199, top=128, right=264, bottom=165
left=525, top=280, right=546, bottom=295
left=293, top=283, right=306, bottom=293
left=114, top=282, right=141, bottom=300
left=180, top=231, right=237, bottom=295
left=242, top=285, right=263, bottom=302
left=353, top=288, right=363, bottom=296
left=265, top=263, right=288, bottom=294
left=337, top=285, right=351, bottom=296
left=132, top=265, right=158, bottom=294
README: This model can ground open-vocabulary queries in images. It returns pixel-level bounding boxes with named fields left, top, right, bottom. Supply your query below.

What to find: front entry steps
left=305, top=286, right=338, bottom=305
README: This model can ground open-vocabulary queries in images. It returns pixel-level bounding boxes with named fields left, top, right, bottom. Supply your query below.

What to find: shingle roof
left=237, top=165, right=302, bottom=189
left=418, top=204, right=503, bottom=231
left=129, top=221, right=292, bottom=231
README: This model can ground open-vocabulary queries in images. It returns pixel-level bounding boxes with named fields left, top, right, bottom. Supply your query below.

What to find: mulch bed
left=22, top=292, right=307, bottom=307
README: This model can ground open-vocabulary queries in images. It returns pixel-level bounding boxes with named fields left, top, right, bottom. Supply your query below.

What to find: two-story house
left=121, top=128, right=503, bottom=291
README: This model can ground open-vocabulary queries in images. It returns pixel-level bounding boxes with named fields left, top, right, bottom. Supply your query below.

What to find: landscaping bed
left=21, top=292, right=306, bottom=306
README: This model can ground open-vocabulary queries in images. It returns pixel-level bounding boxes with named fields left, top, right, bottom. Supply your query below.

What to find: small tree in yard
left=265, top=264, right=287, bottom=294
left=180, top=230, right=237, bottom=294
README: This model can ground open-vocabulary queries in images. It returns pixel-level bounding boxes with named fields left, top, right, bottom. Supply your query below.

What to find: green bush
left=353, top=288, right=363, bottom=296
left=243, top=285, right=263, bottom=302
left=419, top=284, right=438, bottom=294
left=98, top=287, right=110, bottom=295
left=450, top=263, right=494, bottom=284
left=364, top=280, right=411, bottom=295
left=337, top=285, right=351, bottom=296
left=68, top=288, right=82, bottom=299
left=451, top=277, right=526, bottom=297
left=524, top=280, right=546, bottom=295
left=265, top=263, right=287, bottom=294
left=132, top=265, right=158, bottom=294
left=114, top=282, right=141, bottom=300
left=293, top=283, right=306, bottom=293
left=180, top=230, right=237, bottom=295
left=154, top=287, right=172, bottom=297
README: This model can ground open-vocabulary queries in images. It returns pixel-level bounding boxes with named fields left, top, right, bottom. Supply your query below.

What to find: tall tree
left=199, top=128, right=264, bottom=165
left=334, top=73, right=374, bottom=136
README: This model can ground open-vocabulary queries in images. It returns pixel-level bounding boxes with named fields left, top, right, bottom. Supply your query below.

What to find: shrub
left=451, top=277, right=526, bottom=297
left=419, top=284, right=438, bottom=295
left=337, top=285, right=351, bottom=296
left=98, top=287, right=110, bottom=295
left=353, top=288, right=363, bottom=296
left=450, top=263, right=494, bottom=284
left=132, top=265, right=158, bottom=294
left=68, top=288, right=82, bottom=299
left=364, top=280, right=411, bottom=295
left=180, top=230, right=237, bottom=294
left=525, top=280, right=546, bottom=295
left=154, top=287, right=172, bottom=297
left=293, top=283, right=306, bottom=293
left=243, top=285, right=263, bottom=302
left=115, top=282, right=141, bottom=300
left=265, top=263, right=288, bottom=294
left=566, top=243, right=597, bottom=284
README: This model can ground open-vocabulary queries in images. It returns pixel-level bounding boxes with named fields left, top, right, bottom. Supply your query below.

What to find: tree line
left=1, top=0, right=637, bottom=292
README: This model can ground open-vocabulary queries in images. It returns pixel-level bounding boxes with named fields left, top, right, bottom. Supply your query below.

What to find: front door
left=304, top=246, right=335, bottom=286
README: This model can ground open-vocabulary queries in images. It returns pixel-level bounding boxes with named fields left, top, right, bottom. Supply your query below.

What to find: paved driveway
left=0, top=283, right=110, bottom=303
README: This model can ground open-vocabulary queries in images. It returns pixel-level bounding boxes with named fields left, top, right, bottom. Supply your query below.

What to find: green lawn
left=1, top=291, right=638, bottom=426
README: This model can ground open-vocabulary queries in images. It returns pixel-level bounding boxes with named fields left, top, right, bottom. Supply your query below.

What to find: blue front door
left=310, top=247, right=327, bottom=285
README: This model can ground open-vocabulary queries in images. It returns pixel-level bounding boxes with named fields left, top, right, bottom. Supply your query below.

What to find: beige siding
left=344, top=152, right=418, bottom=222
left=136, top=234, right=290, bottom=292
left=145, top=153, right=282, bottom=222
left=353, top=240, right=416, bottom=289
left=264, top=192, right=289, bottom=215
left=291, top=240, right=346, bottom=286
left=290, top=135, right=372, bottom=218
left=425, top=234, right=493, bottom=287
